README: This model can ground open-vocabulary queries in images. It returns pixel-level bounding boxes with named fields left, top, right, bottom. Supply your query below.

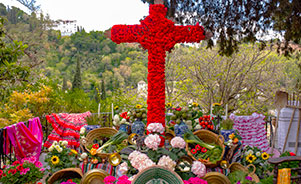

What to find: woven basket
left=47, top=168, right=83, bottom=184
left=81, top=127, right=118, bottom=159
left=132, top=166, right=184, bottom=184
left=203, top=172, right=231, bottom=184
left=80, top=169, right=109, bottom=184
left=229, top=162, right=260, bottom=183
left=186, top=130, right=225, bottom=168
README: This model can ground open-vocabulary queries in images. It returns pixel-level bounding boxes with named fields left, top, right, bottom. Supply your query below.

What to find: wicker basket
left=203, top=172, right=231, bottom=184
left=229, top=162, right=260, bottom=183
left=81, top=127, right=118, bottom=159
left=186, top=130, right=225, bottom=168
left=80, top=169, right=109, bottom=184
left=132, top=166, right=184, bottom=184
left=47, top=168, right=83, bottom=184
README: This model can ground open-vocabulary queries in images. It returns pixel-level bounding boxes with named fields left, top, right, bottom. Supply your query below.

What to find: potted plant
left=0, top=156, right=45, bottom=184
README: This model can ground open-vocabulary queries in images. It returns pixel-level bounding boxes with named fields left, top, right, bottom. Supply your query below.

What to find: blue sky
left=0, top=0, right=149, bottom=31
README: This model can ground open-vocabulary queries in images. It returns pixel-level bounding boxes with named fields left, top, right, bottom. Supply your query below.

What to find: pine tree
left=72, top=59, right=82, bottom=90
left=101, top=79, right=106, bottom=100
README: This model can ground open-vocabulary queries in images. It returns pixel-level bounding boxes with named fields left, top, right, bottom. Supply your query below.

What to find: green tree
left=141, top=0, right=301, bottom=56
left=72, top=59, right=82, bottom=90
left=166, top=44, right=287, bottom=114
left=0, top=17, right=29, bottom=101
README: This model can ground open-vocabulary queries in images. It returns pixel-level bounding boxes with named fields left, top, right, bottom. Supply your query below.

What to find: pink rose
left=170, top=136, right=186, bottom=149
left=144, top=134, right=161, bottom=150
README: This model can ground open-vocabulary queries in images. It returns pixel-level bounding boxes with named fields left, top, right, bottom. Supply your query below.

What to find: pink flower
left=104, top=176, right=116, bottom=183
left=119, top=162, right=128, bottom=174
left=170, top=136, right=186, bottom=149
left=39, top=168, right=45, bottom=172
left=35, top=161, right=43, bottom=168
left=191, top=161, right=206, bottom=178
left=188, top=177, right=208, bottom=184
left=29, top=156, right=36, bottom=163
left=128, top=151, right=155, bottom=171
left=147, top=123, right=165, bottom=134
left=157, top=155, right=176, bottom=170
left=20, top=168, right=30, bottom=175
left=116, top=176, right=131, bottom=184
left=144, top=134, right=161, bottom=150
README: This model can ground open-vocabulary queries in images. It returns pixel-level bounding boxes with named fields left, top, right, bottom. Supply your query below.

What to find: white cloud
left=0, top=0, right=149, bottom=31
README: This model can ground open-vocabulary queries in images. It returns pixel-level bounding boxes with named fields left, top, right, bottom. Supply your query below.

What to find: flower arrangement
left=45, top=140, right=80, bottom=173
left=241, top=146, right=273, bottom=177
left=104, top=175, right=131, bottom=184
left=184, top=177, right=208, bottom=184
left=225, top=131, right=242, bottom=146
left=0, top=157, right=45, bottom=184
left=113, top=112, right=130, bottom=127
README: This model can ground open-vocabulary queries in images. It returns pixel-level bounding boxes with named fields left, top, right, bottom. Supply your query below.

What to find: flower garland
left=110, top=3, right=206, bottom=138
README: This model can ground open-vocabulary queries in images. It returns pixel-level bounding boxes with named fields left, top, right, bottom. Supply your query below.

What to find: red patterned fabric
left=110, top=4, right=206, bottom=142
left=44, top=112, right=91, bottom=149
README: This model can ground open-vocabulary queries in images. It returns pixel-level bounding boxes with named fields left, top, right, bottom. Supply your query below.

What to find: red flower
left=37, top=182, right=42, bottom=184
left=92, top=144, right=99, bottom=149
left=2, top=173, right=6, bottom=177
left=67, top=179, right=73, bottom=182
left=175, top=107, right=182, bottom=111
left=2, top=165, right=6, bottom=169
left=191, top=148, right=197, bottom=154
left=290, top=152, right=296, bottom=156
left=0, top=170, right=3, bottom=176
left=16, top=164, right=24, bottom=171
left=12, top=160, right=20, bottom=166
left=11, top=169, right=17, bottom=175
left=8, top=169, right=13, bottom=174
left=201, top=147, right=207, bottom=153
left=195, top=144, right=201, bottom=151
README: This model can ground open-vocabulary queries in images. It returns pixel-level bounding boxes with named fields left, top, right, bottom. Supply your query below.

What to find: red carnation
left=12, top=160, right=20, bottom=166
left=16, top=164, right=24, bottom=171
left=290, top=152, right=296, bottom=156
left=92, top=144, right=99, bottom=149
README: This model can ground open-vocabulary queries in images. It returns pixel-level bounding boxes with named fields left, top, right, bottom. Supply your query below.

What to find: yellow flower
left=246, top=154, right=256, bottom=163
left=192, top=102, right=199, bottom=107
left=51, top=156, right=60, bottom=165
left=90, top=148, right=97, bottom=156
left=114, top=106, right=119, bottom=110
left=261, top=152, right=269, bottom=160
left=229, top=133, right=235, bottom=140
left=212, top=103, right=221, bottom=107
left=136, top=104, right=142, bottom=109
left=166, top=103, right=172, bottom=107
left=71, top=149, right=78, bottom=155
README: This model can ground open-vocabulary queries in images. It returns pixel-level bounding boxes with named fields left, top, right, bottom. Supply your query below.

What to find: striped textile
left=44, top=112, right=91, bottom=149
left=80, top=162, right=114, bottom=175
left=230, top=113, right=269, bottom=152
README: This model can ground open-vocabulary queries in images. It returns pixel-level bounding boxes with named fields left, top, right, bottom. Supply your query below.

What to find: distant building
left=53, top=20, right=77, bottom=36
left=137, top=80, right=147, bottom=98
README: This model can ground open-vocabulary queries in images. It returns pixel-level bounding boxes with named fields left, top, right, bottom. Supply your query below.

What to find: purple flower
left=237, top=181, right=241, bottom=184
left=245, top=176, right=252, bottom=181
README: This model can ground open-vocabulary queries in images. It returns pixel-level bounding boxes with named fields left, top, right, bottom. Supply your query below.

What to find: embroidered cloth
left=6, top=117, right=43, bottom=161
